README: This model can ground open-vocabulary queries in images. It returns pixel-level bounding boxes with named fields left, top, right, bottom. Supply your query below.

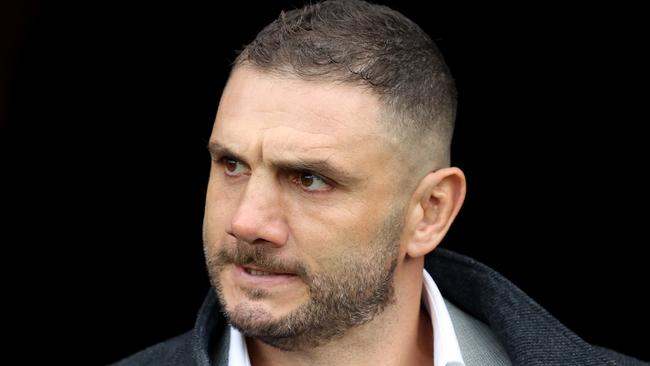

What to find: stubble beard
left=204, top=211, right=403, bottom=351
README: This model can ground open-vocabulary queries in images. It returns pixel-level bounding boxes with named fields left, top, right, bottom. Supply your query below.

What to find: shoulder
left=110, top=290, right=230, bottom=366
left=111, top=331, right=195, bottom=366
left=427, top=249, right=648, bottom=365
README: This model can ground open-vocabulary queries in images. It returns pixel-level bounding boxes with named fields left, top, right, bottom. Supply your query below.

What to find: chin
left=229, top=301, right=276, bottom=327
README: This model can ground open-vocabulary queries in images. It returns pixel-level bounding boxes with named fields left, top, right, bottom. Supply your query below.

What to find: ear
left=404, top=167, right=466, bottom=258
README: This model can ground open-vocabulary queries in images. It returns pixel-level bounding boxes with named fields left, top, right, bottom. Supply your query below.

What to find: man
left=115, top=0, right=645, bottom=365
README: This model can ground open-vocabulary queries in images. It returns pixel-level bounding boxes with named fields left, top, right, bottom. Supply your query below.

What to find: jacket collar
left=192, top=287, right=222, bottom=366
left=425, top=248, right=614, bottom=365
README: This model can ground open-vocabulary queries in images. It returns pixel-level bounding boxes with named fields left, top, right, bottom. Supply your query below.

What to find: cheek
left=204, top=175, right=239, bottom=242
left=289, top=191, right=385, bottom=235
left=203, top=207, right=224, bottom=244
left=287, top=203, right=381, bottom=264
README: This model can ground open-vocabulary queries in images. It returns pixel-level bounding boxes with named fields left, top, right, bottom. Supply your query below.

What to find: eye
left=221, top=158, right=249, bottom=177
left=294, top=173, right=332, bottom=192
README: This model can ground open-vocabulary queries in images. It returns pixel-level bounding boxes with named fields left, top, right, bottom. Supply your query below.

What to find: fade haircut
left=233, top=0, right=457, bottom=169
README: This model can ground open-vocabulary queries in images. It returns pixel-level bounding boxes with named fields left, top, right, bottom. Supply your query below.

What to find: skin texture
left=203, top=66, right=466, bottom=366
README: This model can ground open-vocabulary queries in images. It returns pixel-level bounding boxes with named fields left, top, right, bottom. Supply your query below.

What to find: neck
left=247, top=259, right=432, bottom=366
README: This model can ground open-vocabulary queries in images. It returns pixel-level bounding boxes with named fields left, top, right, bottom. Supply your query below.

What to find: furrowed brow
left=207, top=140, right=359, bottom=185
left=207, top=140, right=248, bottom=164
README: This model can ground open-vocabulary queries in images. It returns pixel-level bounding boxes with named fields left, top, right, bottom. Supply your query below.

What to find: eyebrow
left=207, top=140, right=248, bottom=165
left=207, top=140, right=359, bottom=185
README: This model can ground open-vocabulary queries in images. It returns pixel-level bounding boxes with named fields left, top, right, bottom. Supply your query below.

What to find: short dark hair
left=234, top=0, right=457, bottom=168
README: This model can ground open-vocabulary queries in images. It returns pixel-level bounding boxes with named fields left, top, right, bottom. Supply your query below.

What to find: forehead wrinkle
left=262, top=122, right=392, bottom=165
left=263, top=138, right=341, bottom=169
left=261, top=125, right=338, bottom=151
left=305, top=107, right=358, bottom=132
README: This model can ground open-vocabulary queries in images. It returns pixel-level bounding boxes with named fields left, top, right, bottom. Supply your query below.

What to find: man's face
left=203, top=67, right=407, bottom=350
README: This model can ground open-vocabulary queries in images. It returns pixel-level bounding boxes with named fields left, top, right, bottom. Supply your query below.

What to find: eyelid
left=218, top=156, right=250, bottom=176
left=291, top=171, right=335, bottom=193
left=214, top=154, right=234, bottom=163
left=291, top=168, right=332, bottom=183
left=309, top=172, right=335, bottom=187
left=218, top=155, right=243, bottom=165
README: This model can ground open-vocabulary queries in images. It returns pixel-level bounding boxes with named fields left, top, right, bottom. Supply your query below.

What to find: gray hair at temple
left=233, top=0, right=457, bottom=173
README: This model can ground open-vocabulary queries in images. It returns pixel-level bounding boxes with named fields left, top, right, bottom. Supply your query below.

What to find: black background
left=2, top=1, right=647, bottom=364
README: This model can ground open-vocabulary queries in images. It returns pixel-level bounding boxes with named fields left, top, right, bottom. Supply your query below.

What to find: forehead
left=213, top=67, right=389, bottom=156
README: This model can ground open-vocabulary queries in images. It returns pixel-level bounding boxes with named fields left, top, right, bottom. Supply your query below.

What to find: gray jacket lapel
left=445, top=298, right=511, bottom=366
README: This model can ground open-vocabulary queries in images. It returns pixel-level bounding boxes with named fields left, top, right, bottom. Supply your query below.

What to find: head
left=203, top=0, right=465, bottom=352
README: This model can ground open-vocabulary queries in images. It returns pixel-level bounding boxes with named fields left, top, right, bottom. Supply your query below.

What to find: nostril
left=227, top=190, right=289, bottom=246
left=229, top=214, right=289, bottom=247
left=230, top=219, right=259, bottom=244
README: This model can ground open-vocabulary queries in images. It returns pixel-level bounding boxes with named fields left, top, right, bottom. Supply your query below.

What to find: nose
left=228, top=175, right=289, bottom=247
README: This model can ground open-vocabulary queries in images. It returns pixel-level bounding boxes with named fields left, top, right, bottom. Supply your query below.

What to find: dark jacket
left=113, top=249, right=646, bottom=366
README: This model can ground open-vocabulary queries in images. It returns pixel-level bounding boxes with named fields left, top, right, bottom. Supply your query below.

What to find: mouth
left=233, top=264, right=300, bottom=287
left=240, top=264, right=295, bottom=276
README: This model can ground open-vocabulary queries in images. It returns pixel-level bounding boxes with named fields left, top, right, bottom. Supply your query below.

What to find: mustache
left=208, top=242, right=310, bottom=281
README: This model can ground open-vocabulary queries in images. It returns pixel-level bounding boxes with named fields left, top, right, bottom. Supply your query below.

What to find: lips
left=232, top=264, right=300, bottom=288
left=241, top=264, right=295, bottom=276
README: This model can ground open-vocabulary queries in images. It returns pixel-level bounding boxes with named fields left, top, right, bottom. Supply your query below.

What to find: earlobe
left=406, top=167, right=466, bottom=258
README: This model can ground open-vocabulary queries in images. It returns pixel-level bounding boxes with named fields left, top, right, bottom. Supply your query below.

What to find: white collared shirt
left=227, top=269, right=465, bottom=366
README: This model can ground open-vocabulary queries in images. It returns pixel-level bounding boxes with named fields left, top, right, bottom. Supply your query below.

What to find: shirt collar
left=422, top=269, right=465, bottom=366
left=227, top=269, right=465, bottom=366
